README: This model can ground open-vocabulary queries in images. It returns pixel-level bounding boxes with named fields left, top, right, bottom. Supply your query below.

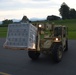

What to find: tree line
left=47, top=2, right=76, bottom=20
left=1, top=2, right=76, bottom=27
left=59, top=2, right=76, bottom=19
left=0, top=16, right=29, bottom=27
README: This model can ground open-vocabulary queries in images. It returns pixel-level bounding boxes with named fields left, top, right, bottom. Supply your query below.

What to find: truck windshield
left=54, top=27, right=62, bottom=36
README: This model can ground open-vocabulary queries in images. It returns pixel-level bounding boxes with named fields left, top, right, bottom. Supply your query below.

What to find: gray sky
left=0, top=0, right=76, bottom=21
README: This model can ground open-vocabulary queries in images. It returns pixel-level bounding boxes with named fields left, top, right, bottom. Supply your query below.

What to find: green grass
left=68, top=31, right=76, bottom=39
left=0, top=19, right=76, bottom=39
left=0, top=27, right=7, bottom=37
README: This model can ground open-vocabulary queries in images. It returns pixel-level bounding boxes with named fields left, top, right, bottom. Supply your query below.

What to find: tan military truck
left=28, top=24, right=68, bottom=62
left=3, top=23, right=68, bottom=62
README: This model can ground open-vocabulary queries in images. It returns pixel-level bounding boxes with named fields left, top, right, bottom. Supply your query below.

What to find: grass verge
left=0, top=21, right=76, bottom=39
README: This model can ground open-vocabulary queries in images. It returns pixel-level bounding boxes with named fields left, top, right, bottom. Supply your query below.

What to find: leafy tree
left=69, top=8, right=76, bottom=19
left=59, top=2, right=70, bottom=19
left=20, top=16, right=29, bottom=22
left=2, top=19, right=13, bottom=26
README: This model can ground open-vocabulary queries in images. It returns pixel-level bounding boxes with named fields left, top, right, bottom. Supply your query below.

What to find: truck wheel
left=64, top=40, right=68, bottom=51
left=52, top=43, right=63, bottom=62
left=28, top=51, right=40, bottom=60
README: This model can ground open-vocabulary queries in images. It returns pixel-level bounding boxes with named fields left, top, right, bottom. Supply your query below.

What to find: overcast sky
left=0, top=0, right=76, bottom=21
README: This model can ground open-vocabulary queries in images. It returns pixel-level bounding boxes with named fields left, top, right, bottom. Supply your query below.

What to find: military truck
left=3, top=23, right=68, bottom=62
left=28, top=24, right=68, bottom=62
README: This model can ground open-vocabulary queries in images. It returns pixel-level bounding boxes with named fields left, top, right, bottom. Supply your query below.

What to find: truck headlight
left=53, top=37, right=61, bottom=42
left=32, top=43, right=35, bottom=49
left=39, top=24, right=42, bottom=28
left=55, top=38, right=59, bottom=41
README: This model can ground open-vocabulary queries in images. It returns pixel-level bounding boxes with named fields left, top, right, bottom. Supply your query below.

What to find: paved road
left=0, top=38, right=76, bottom=75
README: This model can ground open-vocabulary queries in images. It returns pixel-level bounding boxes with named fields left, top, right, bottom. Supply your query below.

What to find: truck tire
left=64, top=40, right=68, bottom=51
left=52, top=43, right=63, bottom=62
left=28, top=51, right=40, bottom=60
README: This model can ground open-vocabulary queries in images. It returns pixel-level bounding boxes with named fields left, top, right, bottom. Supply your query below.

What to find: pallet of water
left=3, top=23, right=37, bottom=50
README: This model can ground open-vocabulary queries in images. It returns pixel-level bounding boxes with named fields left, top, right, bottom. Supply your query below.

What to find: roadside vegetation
left=0, top=19, right=76, bottom=39
left=0, top=27, right=7, bottom=37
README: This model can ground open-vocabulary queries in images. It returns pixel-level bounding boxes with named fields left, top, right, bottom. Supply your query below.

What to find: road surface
left=0, top=38, right=76, bottom=75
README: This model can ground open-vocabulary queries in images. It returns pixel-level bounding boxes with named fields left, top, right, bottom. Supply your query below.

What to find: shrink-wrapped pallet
left=3, top=23, right=37, bottom=50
